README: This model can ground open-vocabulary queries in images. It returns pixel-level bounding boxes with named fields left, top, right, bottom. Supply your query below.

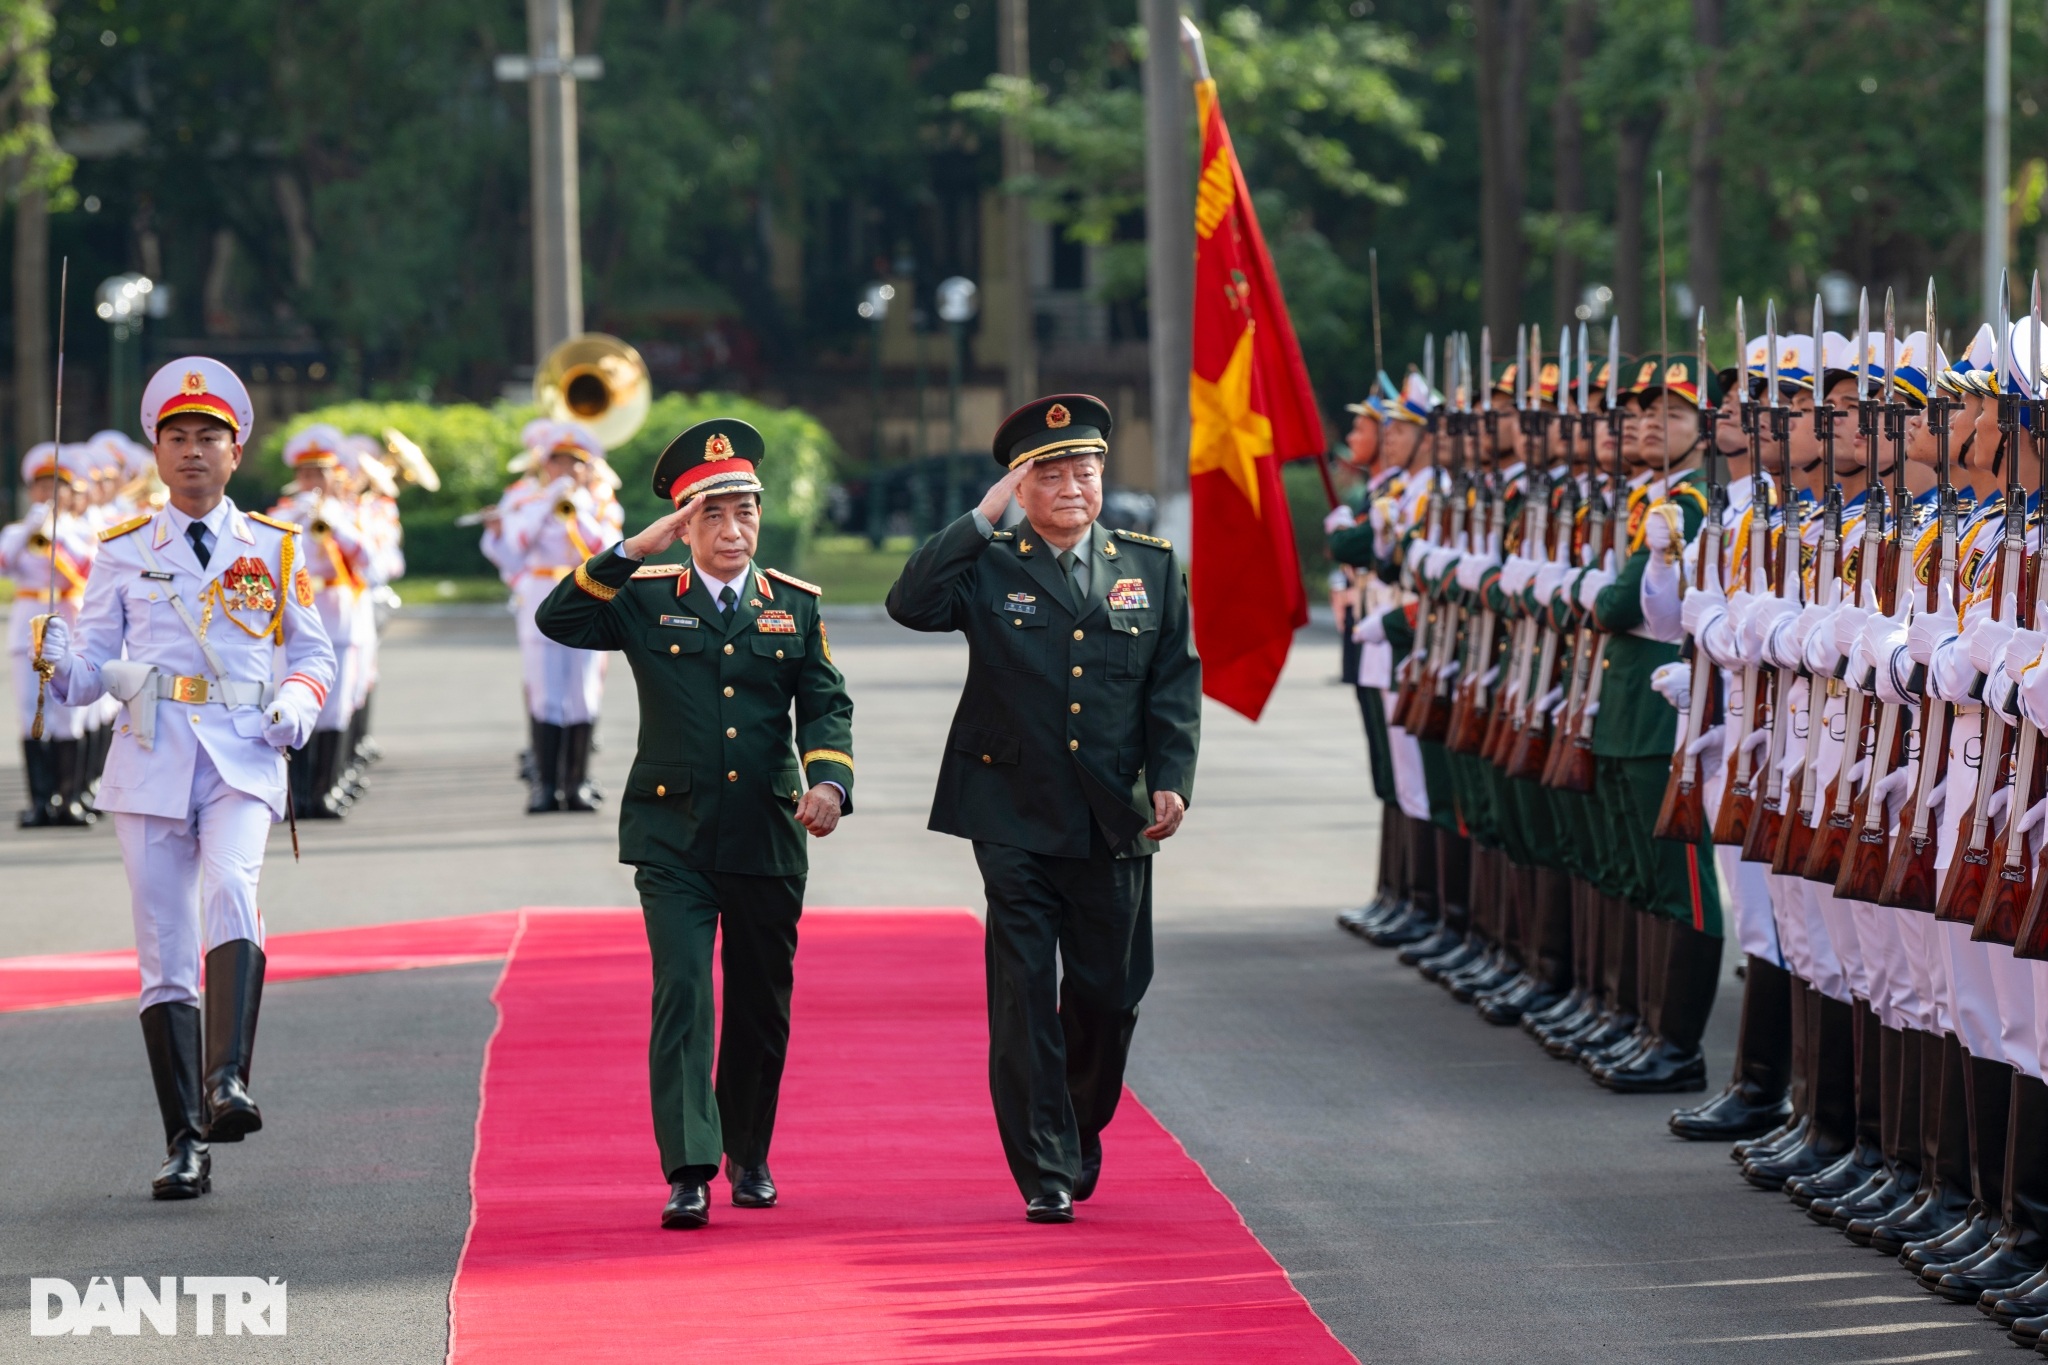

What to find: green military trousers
left=633, top=862, right=805, bottom=1184
left=973, top=829, right=1154, bottom=1202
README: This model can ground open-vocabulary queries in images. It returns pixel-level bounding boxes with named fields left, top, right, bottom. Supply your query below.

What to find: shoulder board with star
left=765, top=568, right=822, bottom=596
left=248, top=511, right=301, bottom=534
left=990, top=530, right=1015, bottom=541
left=1112, top=529, right=1173, bottom=551
left=99, top=513, right=152, bottom=542
left=631, top=563, right=688, bottom=579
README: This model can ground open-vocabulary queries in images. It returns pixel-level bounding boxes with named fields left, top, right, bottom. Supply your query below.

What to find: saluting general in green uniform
left=888, top=394, right=1201, bottom=1224
left=535, top=419, right=855, bottom=1231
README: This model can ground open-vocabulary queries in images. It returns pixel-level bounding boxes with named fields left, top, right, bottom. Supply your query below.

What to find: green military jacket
left=1589, top=468, right=1710, bottom=759
left=886, top=513, right=1201, bottom=859
left=534, top=547, right=855, bottom=876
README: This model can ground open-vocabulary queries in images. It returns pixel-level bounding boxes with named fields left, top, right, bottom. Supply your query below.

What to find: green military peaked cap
left=1628, top=353, right=1721, bottom=407
left=652, top=418, right=768, bottom=506
left=991, top=394, right=1113, bottom=470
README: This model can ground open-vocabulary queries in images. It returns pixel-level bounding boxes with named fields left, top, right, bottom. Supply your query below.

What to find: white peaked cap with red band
left=141, top=356, right=255, bottom=444
left=285, top=424, right=348, bottom=469
left=19, top=441, right=60, bottom=484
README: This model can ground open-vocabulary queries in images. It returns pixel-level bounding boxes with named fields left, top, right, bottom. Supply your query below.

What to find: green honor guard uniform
left=534, top=418, right=854, bottom=1229
left=887, top=394, right=1201, bottom=1223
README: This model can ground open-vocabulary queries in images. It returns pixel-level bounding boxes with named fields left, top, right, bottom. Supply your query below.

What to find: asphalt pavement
left=0, top=607, right=2016, bottom=1362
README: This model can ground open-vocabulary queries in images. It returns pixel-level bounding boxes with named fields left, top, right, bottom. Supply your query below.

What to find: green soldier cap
left=992, top=393, right=1112, bottom=470
left=652, top=418, right=767, bottom=506
left=1589, top=354, right=1630, bottom=407
left=1629, top=353, right=1721, bottom=406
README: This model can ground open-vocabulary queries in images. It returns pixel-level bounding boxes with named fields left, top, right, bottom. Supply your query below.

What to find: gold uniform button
left=1073, top=629, right=1084, bottom=641
left=655, top=784, right=667, bottom=797
left=1072, top=666, right=1083, bottom=677
left=727, top=770, right=738, bottom=782
left=723, top=643, right=735, bottom=655
left=723, top=686, right=735, bottom=698
left=669, top=644, right=680, bottom=655
left=1068, top=739, right=1079, bottom=751
left=1070, top=702, right=1081, bottom=714
left=1130, top=626, right=1140, bottom=635
left=726, top=727, right=737, bottom=739
left=982, top=754, right=993, bottom=764
left=1013, top=617, right=1022, bottom=626
left=775, top=649, right=785, bottom=659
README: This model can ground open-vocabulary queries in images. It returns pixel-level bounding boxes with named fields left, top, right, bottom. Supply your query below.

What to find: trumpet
left=27, top=532, right=49, bottom=553
left=554, top=497, right=577, bottom=518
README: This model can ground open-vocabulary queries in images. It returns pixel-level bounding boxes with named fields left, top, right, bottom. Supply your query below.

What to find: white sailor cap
left=1745, top=333, right=1816, bottom=390
left=1940, top=323, right=1999, bottom=395
left=1891, top=332, right=1946, bottom=404
left=2006, top=317, right=2048, bottom=400
left=141, top=356, right=254, bottom=444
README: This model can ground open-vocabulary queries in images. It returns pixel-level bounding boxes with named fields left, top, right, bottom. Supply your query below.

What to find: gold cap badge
left=706, top=432, right=733, bottom=458
left=182, top=371, right=208, bottom=395
left=1045, top=403, right=1072, bottom=429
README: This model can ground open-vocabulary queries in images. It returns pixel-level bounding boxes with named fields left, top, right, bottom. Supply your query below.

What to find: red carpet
left=0, top=910, right=522, bottom=1013
left=447, top=908, right=1353, bottom=1364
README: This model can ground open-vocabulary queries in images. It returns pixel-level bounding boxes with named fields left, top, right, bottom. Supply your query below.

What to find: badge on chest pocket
left=1107, top=578, right=1150, bottom=611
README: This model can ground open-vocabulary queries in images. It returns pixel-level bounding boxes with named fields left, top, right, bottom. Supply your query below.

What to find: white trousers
left=113, top=744, right=271, bottom=1011
left=1387, top=719, right=1431, bottom=823
left=523, top=635, right=607, bottom=726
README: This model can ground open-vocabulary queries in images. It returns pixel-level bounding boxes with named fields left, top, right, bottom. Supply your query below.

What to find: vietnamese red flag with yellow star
left=1186, top=76, right=1325, bottom=720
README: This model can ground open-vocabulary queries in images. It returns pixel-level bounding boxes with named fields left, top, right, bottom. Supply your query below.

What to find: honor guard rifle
left=1744, top=301, right=1803, bottom=863
left=1777, top=292, right=1845, bottom=878
left=1417, top=333, right=1465, bottom=741
left=1506, top=326, right=1575, bottom=779
left=1838, top=290, right=1913, bottom=900
left=1940, top=270, right=2023, bottom=922
left=1977, top=275, right=2048, bottom=944
left=1542, top=323, right=1594, bottom=789
left=1657, top=308, right=1726, bottom=841
left=1881, top=279, right=1960, bottom=910
left=1392, top=336, right=1439, bottom=730
left=1486, top=326, right=1544, bottom=765
left=1450, top=332, right=1502, bottom=754
left=1716, top=298, right=1772, bottom=845
left=1549, top=320, right=1617, bottom=793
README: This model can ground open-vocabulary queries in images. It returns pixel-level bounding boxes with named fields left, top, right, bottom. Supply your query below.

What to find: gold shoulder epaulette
left=248, top=510, right=301, bottom=533
left=99, top=513, right=151, bottom=542
left=631, top=563, right=687, bottom=578
left=1113, top=528, right=1173, bottom=550
left=765, top=567, right=822, bottom=596
left=991, top=530, right=1015, bottom=541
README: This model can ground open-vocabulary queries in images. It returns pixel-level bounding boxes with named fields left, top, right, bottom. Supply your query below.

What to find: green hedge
left=235, top=392, right=840, bottom=577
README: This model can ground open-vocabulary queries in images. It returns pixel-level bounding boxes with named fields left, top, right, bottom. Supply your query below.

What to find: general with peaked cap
left=35, top=355, right=335, bottom=1203
left=3, top=441, right=98, bottom=826
left=886, top=393, right=1202, bottom=1225
left=534, top=414, right=853, bottom=1231
left=505, top=415, right=624, bottom=813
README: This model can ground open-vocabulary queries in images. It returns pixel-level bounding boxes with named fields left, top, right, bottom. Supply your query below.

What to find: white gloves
left=31, top=613, right=69, bottom=671
left=1829, top=605, right=1874, bottom=671
left=2018, top=646, right=2048, bottom=729
left=1369, top=497, right=1397, bottom=535
left=1323, top=505, right=1357, bottom=534
left=263, top=679, right=322, bottom=752
left=1455, top=552, right=1497, bottom=594
left=1681, top=585, right=1727, bottom=641
left=2005, top=627, right=2047, bottom=682
left=1533, top=561, right=1567, bottom=606
left=1643, top=504, right=1677, bottom=555
left=1863, top=616, right=1911, bottom=703
left=1576, top=568, right=1615, bottom=613
left=1966, top=613, right=2020, bottom=679
left=1909, top=599, right=1958, bottom=668
left=1741, top=596, right=1799, bottom=668
left=1776, top=602, right=1829, bottom=672
left=1650, top=660, right=1692, bottom=712
left=1353, top=612, right=1387, bottom=646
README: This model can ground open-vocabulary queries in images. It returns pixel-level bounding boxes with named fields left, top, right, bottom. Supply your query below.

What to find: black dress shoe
left=1818, top=1166, right=1912, bottom=1227
left=1669, top=1082, right=1792, bottom=1141
left=1523, top=987, right=1588, bottom=1035
left=1787, top=1141, right=1883, bottom=1208
left=1925, top=1232, right=2039, bottom=1302
left=661, top=1181, right=711, bottom=1229
left=1026, top=1191, right=1074, bottom=1223
left=1076, top=1138, right=1103, bottom=1202
left=1414, top=940, right=1480, bottom=980
left=1392, top=919, right=1459, bottom=960
left=1732, top=1114, right=1804, bottom=1164
left=2013, top=1310, right=2048, bottom=1346
left=1902, top=1213, right=1996, bottom=1274
left=1863, top=1185, right=1972, bottom=1255
left=151, top=1135, right=211, bottom=1201
left=1986, top=1265, right=2048, bottom=1322
left=1599, top=1044, right=1708, bottom=1094
left=728, top=1161, right=776, bottom=1208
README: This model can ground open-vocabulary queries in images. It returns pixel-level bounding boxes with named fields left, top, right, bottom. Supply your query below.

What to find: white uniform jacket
left=50, top=501, right=336, bottom=820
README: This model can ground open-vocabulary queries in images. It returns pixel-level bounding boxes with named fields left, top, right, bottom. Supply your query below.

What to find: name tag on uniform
left=1005, top=592, right=1038, bottom=615
left=757, top=610, right=798, bottom=634
left=659, top=615, right=699, bottom=629
left=1108, top=578, right=1150, bottom=611
left=142, top=570, right=175, bottom=582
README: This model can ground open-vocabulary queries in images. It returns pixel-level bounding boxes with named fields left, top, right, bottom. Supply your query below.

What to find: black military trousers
left=633, top=862, right=804, bottom=1185
left=973, top=829, right=1154, bottom=1201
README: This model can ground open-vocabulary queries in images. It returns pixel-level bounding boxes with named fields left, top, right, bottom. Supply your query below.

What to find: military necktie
left=718, top=585, right=738, bottom=616
left=1057, top=549, right=1082, bottom=612
left=186, top=522, right=212, bottom=568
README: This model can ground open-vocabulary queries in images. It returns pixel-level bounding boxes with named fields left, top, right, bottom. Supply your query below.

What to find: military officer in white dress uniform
left=39, top=357, right=335, bottom=1200
left=3, top=442, right=97, bottom=824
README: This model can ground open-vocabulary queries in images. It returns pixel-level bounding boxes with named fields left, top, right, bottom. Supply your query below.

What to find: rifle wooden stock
left=1879, top=699, right=1951, bottom=911
left=1803, top=690, right=1867, bottom=885
left=2010, top=835, right=2048, bottom=957
left=1975, top=723, right=2044, bottom=944
left=1713, top=668, right=1768, bottom=846
left=1773, top=769, right=1816, bottom=875
left=1656, top=746, right=1707, bottom=842
left=1937, top=716, right=2010, bottom=923
left=1835, top=705, right=1904, bottom=903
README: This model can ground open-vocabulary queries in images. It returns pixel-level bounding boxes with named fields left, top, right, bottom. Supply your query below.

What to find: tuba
left=535, top=333, right=650, bottom=451
left=382, top=427, right=440, bottom=492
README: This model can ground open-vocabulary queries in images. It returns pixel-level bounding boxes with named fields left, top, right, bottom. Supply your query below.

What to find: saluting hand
left=977, top=464, right=1032, bottom=525
left=797, top=783, right=843, bottom=837
left=621, top=500, right=697, bottom=561
left=1143, top=790, right=1186, bottom=841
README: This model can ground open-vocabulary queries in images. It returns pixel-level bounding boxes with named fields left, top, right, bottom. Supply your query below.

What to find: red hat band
left=156, top=392, right=242, bottom=435
left=671, top=457, right=759, bottom=506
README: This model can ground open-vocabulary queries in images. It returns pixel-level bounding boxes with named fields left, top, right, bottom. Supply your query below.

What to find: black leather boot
left=1867, top=1033, right=1976, bottom=1252
left=1673, top=955, right=1792, bottom=1138
left=302, top=731, right=346, bottom=818
left=1828, top=1024, right=1922, bottom=1230
left=526, top=720, right=564, bottom=813
left=46, top=738, right=92, bottom=824
left=201, top=940, right=266, bottom=1142
left=140, top=1003, right=210, bottom=1199
left=1746, top=991, right=1855, bottom=1190
left=1736, top=975, right=1815, bottom=1164
left=1904, top=1052, right=2013, bottom=1273
left=1927, top=1068, right=2044, bottom=1301
left=1602, top=920, right=1719, bottom=1093
left=1340, top=808, right=1403, bottom=935
left=287, top=738, right=318, bottom=820
left=17, top=737, right=55, bottom=827
left=560, top=722, right=601, bottom=811
left=1791, top=1000, right=1885, bottom=1207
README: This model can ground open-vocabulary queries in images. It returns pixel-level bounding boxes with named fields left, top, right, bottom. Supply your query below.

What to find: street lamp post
left=936, top=276, right=979, bottom=521
left=95, top=273, right=159, bottom=437
left=859, top=282, right=895, bottom=546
